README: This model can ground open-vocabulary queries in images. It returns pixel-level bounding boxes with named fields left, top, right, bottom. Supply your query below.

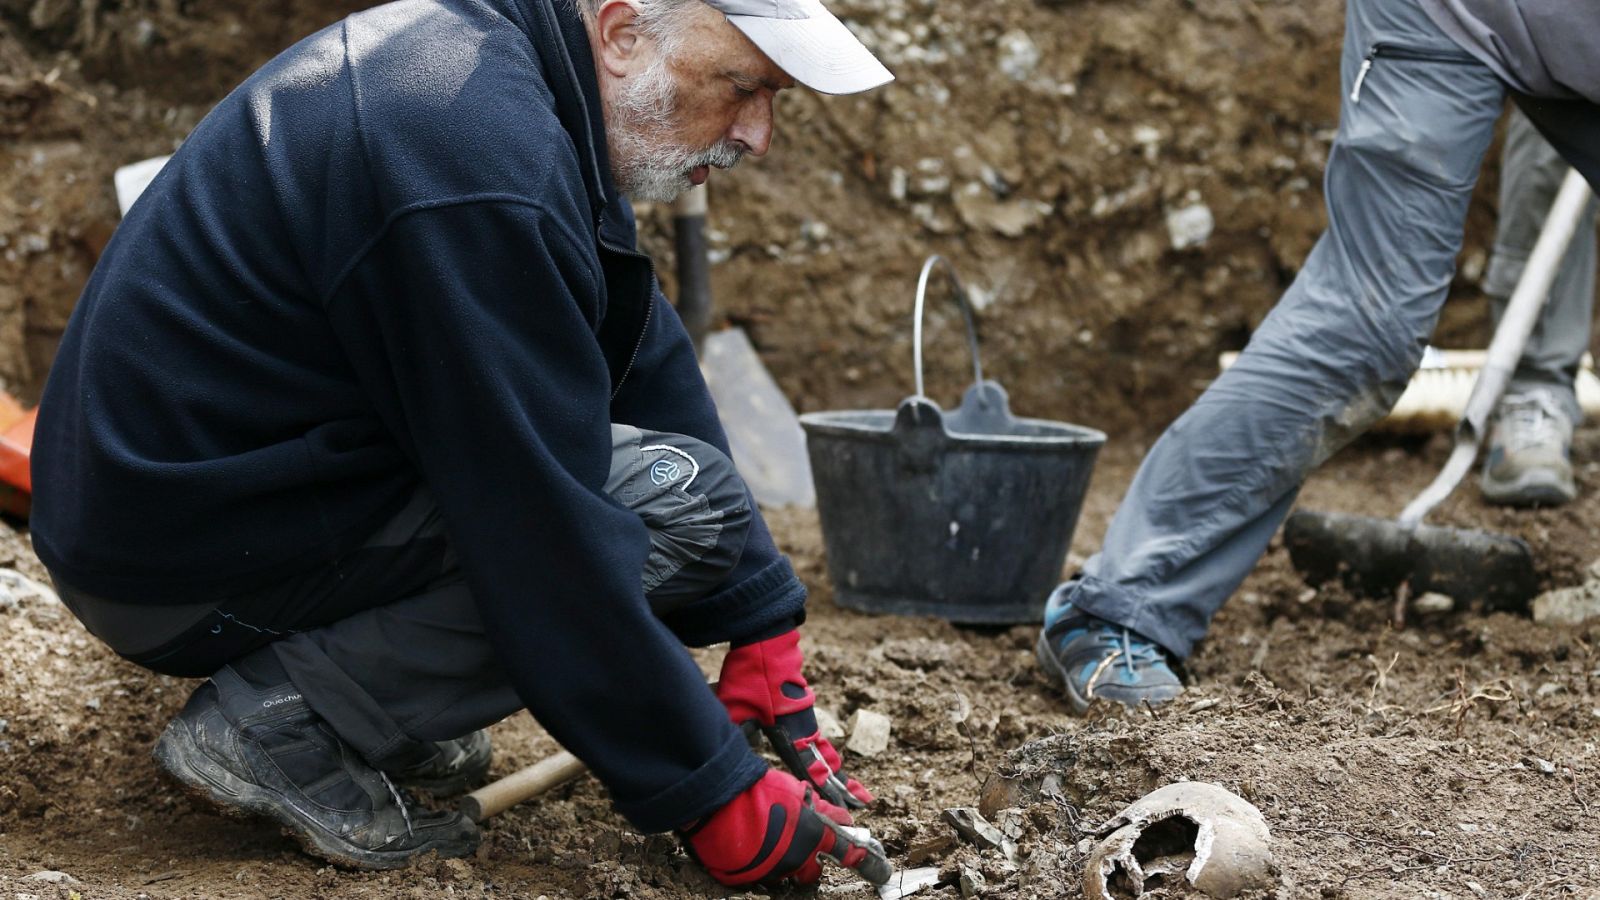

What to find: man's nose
left=728, top=96, right=775, bottom=157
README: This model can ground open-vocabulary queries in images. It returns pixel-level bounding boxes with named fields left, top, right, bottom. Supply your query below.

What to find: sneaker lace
left=1083, top=627, right=1168, bottom=697
left=1498, top=392, right=1569, bottom=453
left=379, top=771, right=415, bottom=838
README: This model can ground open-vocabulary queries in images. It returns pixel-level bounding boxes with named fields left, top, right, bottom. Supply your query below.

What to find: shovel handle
left=674, top=185, right=713, bottom=352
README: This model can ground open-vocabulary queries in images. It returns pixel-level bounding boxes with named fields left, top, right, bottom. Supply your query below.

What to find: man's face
left=596, top=1, right=795, bottom=202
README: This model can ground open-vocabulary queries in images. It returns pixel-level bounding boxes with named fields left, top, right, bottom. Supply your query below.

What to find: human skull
left=1083, top=782, right=1275, bottom=899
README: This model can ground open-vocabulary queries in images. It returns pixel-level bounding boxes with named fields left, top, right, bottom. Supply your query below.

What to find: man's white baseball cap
left=705, top=0, right=894, bottom=95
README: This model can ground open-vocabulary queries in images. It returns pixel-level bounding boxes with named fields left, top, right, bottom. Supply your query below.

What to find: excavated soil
left=4, top=0, right=1599, bottom=898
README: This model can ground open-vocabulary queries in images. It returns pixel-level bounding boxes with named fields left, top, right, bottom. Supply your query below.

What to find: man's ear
left=594, top=0, right=646, bottom=79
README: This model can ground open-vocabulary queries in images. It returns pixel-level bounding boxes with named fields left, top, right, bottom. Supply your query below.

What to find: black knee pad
left=606, top=425, right=753, bottom=614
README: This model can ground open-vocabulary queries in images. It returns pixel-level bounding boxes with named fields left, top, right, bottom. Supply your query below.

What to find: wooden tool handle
left=459, top=750, right=589, bottom=823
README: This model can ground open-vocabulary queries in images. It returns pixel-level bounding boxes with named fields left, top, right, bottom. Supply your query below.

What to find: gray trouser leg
left=1059, top=0, right=1506, bottom=659
left=1483, top=107, right=1599, bottom=423
left=88, top=425, right=753, bottom=769
left=274, top=425, right=752, bottom=765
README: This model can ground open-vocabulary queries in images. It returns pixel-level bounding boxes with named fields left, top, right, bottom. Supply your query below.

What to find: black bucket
left=799, top=256, right=1106, bottom=624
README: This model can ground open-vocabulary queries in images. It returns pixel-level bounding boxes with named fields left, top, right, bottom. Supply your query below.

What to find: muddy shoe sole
left=153, top=718, right=479, bottom=870
left=1481, top=467, right=1577, bottom=507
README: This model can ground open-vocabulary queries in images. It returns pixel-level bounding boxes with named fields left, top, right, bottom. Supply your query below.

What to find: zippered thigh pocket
left=1350, top=42, right=1480, bottom=103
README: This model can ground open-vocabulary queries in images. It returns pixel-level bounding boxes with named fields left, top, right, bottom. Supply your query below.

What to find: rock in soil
left=847, top=708, right=893, bottom=757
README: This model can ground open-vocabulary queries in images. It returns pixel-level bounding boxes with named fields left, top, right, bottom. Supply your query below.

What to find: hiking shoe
left=1036, top=595, right=1182, bottom=714
left=387, top=730, right=492, bottom=796
left=1482, top=389, right=1577, bottom=507
left=153, top=666, right=480, bottom=869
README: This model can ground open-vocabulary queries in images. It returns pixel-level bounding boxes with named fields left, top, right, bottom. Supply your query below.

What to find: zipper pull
left=1349, top=58, right=1373, bottom=103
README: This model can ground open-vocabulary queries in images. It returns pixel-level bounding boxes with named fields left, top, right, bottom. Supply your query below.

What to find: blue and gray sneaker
left=1036, top=592, right=1183, bottom=714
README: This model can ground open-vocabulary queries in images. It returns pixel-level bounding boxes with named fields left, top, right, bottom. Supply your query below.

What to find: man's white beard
left=607, top=53, right=745, bottom=203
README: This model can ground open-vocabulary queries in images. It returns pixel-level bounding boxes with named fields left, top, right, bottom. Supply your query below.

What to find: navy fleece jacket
left=31, top=0, right=804, bottom=832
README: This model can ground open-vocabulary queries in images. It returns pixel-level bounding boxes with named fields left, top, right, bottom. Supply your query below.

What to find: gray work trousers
left=1057, top=0, right=1600, bottom=659
left=55, top=425, right=752, bottom=770
left=1485, top=107, right=1599, bottom=423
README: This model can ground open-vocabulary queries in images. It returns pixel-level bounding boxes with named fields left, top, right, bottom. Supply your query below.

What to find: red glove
left=681, top=770, right=882, bottom=886
left=715, top=629, right=875, bottom=812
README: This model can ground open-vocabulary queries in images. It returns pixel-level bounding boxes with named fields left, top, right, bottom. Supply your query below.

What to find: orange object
left=0, top=406, right=36, bottom=518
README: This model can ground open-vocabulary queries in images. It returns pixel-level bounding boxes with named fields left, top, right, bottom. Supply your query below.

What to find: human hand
left=715, top=629, right=875, bottom=812
left=680, top=769, right=887, bottom=886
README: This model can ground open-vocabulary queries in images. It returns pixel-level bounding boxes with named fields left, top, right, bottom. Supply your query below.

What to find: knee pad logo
left=650, top=458, right=683, bottom=486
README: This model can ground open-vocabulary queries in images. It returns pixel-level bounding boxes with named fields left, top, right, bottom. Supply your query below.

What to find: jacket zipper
left=601, top=236, right=655, bottom=400
left=1349, top=42, right=1478, bottom=103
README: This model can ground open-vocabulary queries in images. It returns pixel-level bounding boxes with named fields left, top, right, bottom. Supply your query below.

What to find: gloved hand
left=715, top=629, right=875, bottom=812
left=681, top=769, right=884, bottom=886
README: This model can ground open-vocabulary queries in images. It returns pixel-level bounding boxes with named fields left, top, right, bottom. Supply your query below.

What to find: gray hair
left=563, top=0, right=702, bottom=56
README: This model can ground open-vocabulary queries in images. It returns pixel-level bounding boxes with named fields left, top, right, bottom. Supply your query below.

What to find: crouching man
left=31, top=0, right=890, bottom=885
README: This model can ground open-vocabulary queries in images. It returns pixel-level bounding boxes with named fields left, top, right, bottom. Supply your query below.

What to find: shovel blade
left=1284, top=509, right=1537, bottom=610
left=701, top=327, right=815, bottom=508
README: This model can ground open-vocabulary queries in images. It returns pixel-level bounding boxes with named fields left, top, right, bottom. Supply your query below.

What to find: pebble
left=958, top=864, right=986, bottom=898
left=1534, top=758, right=1557, bottom=775
left=815, top=706, right=846, bottom=742
left=995, top=806, right=1025, bottom=841
left=1533, top=579, right=1600, bottom=626
left=996, top=30, right=1040, bottom=81
left=942, top=807, right=1006, bottom=851
left=1413, top=592, right=1454, bottom=614
left=846, top=709, right=892, bottom=757
left=888, top=167, right=909, bottom=203
left=1165, top=202, right=1214, bottom=250
left=22, top=871, right=77, bottom=884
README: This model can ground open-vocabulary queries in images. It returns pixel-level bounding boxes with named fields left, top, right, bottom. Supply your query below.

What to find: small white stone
left=22, top=871, right=77, bottom=884
left=815, top=706, right=846, bottom=743
left=1413, top=592, right=1454, bottom=614
left=1166, top=203, right=1214, bottom=250
left=996, top=30, right=1040, bottom=81
left=846, top=709, right=892, bottom=757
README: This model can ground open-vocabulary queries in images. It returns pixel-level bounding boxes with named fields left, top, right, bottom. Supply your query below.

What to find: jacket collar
left=492, top=0, right=621, bottom=230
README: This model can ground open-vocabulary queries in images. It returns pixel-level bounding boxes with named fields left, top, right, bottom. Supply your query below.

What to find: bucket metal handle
left=912, top=255, right=985, bottom=403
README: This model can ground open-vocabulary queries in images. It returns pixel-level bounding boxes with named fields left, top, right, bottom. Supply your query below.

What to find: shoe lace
left=379, top=771, right=415, bottom=838
left=1498, top=392, right=1569, bottom=453
left=1083, top=627, right=1168, bottom=698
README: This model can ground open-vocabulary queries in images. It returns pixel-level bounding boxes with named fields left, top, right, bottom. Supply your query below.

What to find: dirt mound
left=2, top=0, right=1513, bottom=427
left=5, top=444, right=1600, bottom=897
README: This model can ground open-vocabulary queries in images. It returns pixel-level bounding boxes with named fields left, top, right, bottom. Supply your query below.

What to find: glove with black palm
left=680, top=769, right=888, bottom=887
left=715, top=629, right=874, bottom=813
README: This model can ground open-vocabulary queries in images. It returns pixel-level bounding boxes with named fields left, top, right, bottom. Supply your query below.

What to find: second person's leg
left=1039, top=0, right=1508, bottom=710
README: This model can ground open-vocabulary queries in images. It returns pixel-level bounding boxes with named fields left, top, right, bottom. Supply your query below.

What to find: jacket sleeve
left=324, top=198, right=766, bottom=833
left=608, top=288, right=809, bottom=647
